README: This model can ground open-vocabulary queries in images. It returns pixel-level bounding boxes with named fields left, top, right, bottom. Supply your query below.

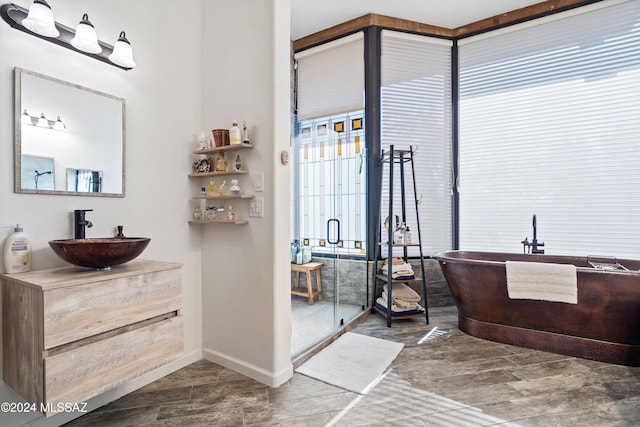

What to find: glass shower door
left=291, top=111, right=367, bottom=356
left=324, top=114, right=367, bottom=329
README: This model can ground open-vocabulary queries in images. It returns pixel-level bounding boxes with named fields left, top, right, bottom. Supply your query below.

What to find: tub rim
left=433, top=250, right=640, bottom=274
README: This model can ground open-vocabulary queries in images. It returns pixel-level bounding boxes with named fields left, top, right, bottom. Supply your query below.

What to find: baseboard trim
left=202, top=347, right=293, bottom=387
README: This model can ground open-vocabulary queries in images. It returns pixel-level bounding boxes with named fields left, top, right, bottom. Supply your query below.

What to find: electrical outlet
left=250, top=198, right=264, bottom=217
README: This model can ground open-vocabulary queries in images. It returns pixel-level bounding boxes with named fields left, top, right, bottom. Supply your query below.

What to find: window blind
left=380, top=30, right=453, bottom=257
left=294, top=32, right=364, bottom=120
left=458, top=0, right=640, bottom=257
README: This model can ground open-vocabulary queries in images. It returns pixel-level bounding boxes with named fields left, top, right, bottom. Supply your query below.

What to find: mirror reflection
left=66, top=168, right=103, bottom=193
left=15, top=67, right=125, bottom=197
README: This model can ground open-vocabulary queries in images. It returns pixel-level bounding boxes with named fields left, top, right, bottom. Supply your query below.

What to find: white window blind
left=294, top=32, right=364, bottom=120
left=458, top=1, right=640, bottom=257
left=380, top=30, right=453, bottom=257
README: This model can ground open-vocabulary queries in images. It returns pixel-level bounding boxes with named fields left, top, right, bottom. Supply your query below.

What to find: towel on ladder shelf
left=376, top=297, right=425, bottom=314
left=505, top=261, right=577, bottom=304
left=377, top=283, right=424, bottom=313
left=383, top=283, right=421, bottom=303
left=381, top=290, right=421, bottom=311
left=381, top=258, right=415, bottom=280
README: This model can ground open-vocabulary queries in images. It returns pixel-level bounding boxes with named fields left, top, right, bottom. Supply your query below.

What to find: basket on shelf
left=212, top=129, right=229, bottom=147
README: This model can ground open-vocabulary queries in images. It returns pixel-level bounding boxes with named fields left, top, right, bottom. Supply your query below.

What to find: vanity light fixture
left=53, top=116, right=66, bottom=131
left=36, top=113, right=49, bottom=128
left=0, top=1, right=135, bottom=70
left=70, top=13, right=101, bottom=54
left=20, top=109, right=32, bottom=125
left=108, top=31, right=135, bottom=69
left=22, top=110, right=66, bottom=131
left=21, top=0, right=58, bottom=37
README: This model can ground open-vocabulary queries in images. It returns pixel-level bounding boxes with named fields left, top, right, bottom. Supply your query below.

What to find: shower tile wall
left=290, top=258, right=368, bottom=306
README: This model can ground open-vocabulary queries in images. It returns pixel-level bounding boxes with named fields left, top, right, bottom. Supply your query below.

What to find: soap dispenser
left=4, top=224, right=31, bottom=273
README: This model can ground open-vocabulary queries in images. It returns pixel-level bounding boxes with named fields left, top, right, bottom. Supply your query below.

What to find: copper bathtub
left=434, top=250, right=640, bottom=366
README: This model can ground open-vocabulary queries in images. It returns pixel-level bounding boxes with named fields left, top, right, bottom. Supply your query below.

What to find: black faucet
left=521, top=214, right=544, bottom=254
left=74, top=209, right=93, bottom=239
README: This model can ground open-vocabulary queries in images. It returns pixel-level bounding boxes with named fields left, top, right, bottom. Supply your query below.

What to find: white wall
left=200, top=0, right=293, bottom=386
left=0, top=1, right=204, bottom=425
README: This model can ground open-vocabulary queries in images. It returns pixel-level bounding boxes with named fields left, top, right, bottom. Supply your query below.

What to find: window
left=380, top=30, right=453, bottom=256
left=458, top=1, right=640, bottom=257
left=293, top=112, right=367, bottom=256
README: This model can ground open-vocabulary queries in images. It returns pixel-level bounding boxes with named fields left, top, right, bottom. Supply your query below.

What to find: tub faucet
left=521, top=214, right=544, bottom=254
left=74, top=209, right=93, bottom=239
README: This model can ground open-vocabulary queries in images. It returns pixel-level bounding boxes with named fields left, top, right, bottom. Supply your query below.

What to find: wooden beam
left=293, top=13, right=454, bottom=52
left=293, top=0, right=605, bottom=52
left=452, top=0, right=604, bottom=38
left=293, top=14, right=373, bottom=53
left=368, top=14, right=454, bottom=39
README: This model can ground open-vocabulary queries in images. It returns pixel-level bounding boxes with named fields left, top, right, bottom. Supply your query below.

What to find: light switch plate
left=250, top=198, right=264, bottom=217
left=254, top=172, right=264, bottom=192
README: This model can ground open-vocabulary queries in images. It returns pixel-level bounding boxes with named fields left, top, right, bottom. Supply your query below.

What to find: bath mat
left=295, top=331, right=404, bottom=394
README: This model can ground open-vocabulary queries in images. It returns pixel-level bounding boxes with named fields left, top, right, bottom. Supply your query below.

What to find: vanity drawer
left=43, top=267, right=181, bottom=349
left=44, top=315, right=183, bottom=412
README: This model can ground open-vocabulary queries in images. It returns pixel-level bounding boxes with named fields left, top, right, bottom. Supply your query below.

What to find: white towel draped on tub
left=505, top=261, right=578, bottom=304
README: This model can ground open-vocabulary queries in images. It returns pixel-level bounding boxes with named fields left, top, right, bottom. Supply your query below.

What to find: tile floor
left=64, top=306, right=640, bottom=426
left=291, top=298, right=364, bottom=358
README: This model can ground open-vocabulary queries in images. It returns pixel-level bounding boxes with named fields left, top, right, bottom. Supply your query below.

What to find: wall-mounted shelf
left=188, top=220, right=249, bottom=225
left=194, top=195, right=255, bottom=200
left=189, top=142, right=255, bottom=225
left=194, top=143, right=253, bottom=155
left=189, top=170, right=248, bottom=178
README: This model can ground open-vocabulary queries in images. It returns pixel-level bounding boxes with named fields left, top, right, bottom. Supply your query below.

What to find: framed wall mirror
left=14, top=67, right=125, bottom=197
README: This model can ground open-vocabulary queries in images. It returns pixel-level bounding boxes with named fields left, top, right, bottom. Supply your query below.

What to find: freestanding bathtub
left=434, top=250, right=640, bottom=366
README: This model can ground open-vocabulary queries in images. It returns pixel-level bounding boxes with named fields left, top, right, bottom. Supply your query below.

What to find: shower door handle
left=327, top=218, right=340, bottom=245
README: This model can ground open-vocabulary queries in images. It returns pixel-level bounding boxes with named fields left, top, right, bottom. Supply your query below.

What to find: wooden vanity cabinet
left=1, top=259, right=183, bottom=416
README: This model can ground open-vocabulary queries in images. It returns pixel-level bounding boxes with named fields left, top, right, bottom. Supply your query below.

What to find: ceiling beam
left=293, top=0, right=604, bottom=52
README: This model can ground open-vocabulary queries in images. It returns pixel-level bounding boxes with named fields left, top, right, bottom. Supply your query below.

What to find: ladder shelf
left=371, top=145, right=429, bottom=327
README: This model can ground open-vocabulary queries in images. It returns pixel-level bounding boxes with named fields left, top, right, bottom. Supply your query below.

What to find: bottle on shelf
left=234, top=154, right=243, bottom=171
left=394, top=222, right=406, bottom=244
left=404, top=226, right=412, bottom=244
left=230, top=120, right=241, bottom=145
left=205, top=205, right=218, bottom=220
left=214, top=153, right=227, bottom=171
left=219, top=180, right=229, bottom=196
left=227, top=205, right=235, bottom=221
left=242, top=120, right=251, bottom=144
left=193, top=204, right=203, bottom=221
left=230, top=179, right=241, bottom=196
left=206, top=179, right=219, bottom=197
left=198, top=131, right=208, bottom=150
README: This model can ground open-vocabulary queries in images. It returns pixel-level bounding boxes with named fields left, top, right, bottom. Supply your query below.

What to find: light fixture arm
left=0, top=2, right=133, bottom=70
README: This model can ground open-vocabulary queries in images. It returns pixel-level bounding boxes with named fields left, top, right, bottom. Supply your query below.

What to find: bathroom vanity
left=1, top=259, right=183, bottom=416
